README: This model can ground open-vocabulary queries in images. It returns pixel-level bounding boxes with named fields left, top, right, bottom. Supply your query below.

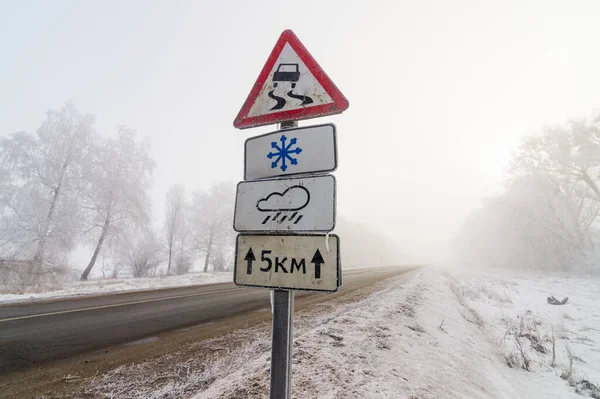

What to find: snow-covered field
left=71, top=267, right=599, bottom=398
left=191, top=268, right=599, bottom=398
left=453, top=268, right=600, bottom=398
left=0, top=272, right=232, bottom=305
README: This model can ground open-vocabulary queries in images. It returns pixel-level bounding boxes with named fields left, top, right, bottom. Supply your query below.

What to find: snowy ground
left=0, top=272, right=232, bottom=305
left=191, top=268, right=599, bottom=399
left=71, top=267, right=599, bottom=398
left=452, top=268, right=600, bottom=398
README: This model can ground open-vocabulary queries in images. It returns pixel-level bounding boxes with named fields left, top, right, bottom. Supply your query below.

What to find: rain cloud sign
left=244, top=124, right=337, bottom=180
left=233, top=175, right=335, bottom=232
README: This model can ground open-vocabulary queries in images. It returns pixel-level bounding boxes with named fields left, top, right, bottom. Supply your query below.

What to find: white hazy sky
left=1, top=0, right=599, bottom=263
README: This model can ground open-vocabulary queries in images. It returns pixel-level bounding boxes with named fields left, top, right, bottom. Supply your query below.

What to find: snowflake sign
left=243, top=124, right=336, bottom=180
left=267, top=135, right=302, bottom=172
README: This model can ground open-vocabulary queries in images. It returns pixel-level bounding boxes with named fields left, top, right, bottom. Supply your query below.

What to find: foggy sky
left=2, top=0, right=600, bottom=263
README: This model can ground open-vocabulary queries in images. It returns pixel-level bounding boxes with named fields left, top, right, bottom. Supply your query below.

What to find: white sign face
left=234, top=175, right=335, bottom=233
left=245, top=124, right=337, bottom=180
left=234, top=234, right=340, bottom=292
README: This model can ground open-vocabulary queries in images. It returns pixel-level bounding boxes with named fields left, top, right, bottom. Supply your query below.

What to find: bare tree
left=164, top=184, right=186, bottom=276
left=173, top=204, right=194, bottom=275
left=118, top=229, right=163, bottom=278
left=454, top=113, right=600, bottom=273
left=79, top=127, right=155, bottom=280
left=454, top=177, right=580, bottom=271
left=173, top=253, right=193, bottom=275
left=190, top=181, right=235, bottom=272
left=211, top=244, right=233, bottom=272
left=99, top=250, right=122, bottom=279
left=0, top=103, right=93, bottom=285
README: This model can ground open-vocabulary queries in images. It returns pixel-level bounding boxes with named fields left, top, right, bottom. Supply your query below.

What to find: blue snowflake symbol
left=266, top=135, right=302, bottom=172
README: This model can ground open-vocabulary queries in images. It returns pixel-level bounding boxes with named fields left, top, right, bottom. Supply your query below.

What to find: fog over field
left=2, top=1, right=600, bottom=284
left=2, top=3, right=600, bottom=399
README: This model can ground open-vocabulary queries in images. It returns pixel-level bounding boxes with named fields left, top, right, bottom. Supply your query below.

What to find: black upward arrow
left=311, top=249, right=325, bottom=279
left=245, top=248, right=256, bottom=274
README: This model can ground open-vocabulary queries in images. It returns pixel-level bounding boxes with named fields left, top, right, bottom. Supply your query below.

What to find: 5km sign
left=234, top=234, right=340, bottom=292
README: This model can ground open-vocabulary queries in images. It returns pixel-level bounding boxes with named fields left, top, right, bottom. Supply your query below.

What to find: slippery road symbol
left=268, top=90, right=287, bottom=111
left=286, top=90, right=313, bottom=106
left=268, top=63, right=313, bottom=111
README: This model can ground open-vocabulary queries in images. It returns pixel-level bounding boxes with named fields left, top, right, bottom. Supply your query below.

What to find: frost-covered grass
left=70, top=331, right=272, bottom=399
left=452, top=268, right=600, bottom=398
left=0, top=272, right=232, bottom=304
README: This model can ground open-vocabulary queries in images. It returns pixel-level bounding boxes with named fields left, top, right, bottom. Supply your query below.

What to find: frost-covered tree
left=0, top=103, right=93, bottom=285
left=454, top=113, right=600, bottom=273
left=117, top=228, right=163, bottom=278
left=79, top=127, right=155, bottom=280
left=163, top=183, right=186, bottom=275
left=190, top=181, right=234, bottom=272
left=173, top=253, right=193, bottom=275
left=211, top=244, right=233, bottom=272
left=173, top=208, right=194, bottom=275
left=455, top=177, right=585, bottom=270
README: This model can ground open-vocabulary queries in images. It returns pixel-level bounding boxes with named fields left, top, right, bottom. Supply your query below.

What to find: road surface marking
left=0, top=269, right=376, bottom=324
left=0, top=287, right=242, bottom=323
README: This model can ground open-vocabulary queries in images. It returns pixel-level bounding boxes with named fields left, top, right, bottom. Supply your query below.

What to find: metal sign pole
left=270, top=289, right=294, bottom=399
left=269, top=120, right=297, bottom=399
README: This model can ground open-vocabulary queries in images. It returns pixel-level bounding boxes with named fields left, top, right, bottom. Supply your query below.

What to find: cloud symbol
left=257, top=185, right=310, bottom=212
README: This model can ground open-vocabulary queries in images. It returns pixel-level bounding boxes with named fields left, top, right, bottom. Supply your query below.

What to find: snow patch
left=0, top=272, right=232, bottom=305
left=450, top=268, right=600, bottom=398
left=193, top=269, right=598, bottom=398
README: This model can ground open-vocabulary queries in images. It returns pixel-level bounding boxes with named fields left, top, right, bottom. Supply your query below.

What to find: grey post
left=270, top=289, right=294, bottom=398
left=269, top=120, right=297, bottom=399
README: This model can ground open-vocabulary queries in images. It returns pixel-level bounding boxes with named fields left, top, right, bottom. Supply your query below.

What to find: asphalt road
left=0, top=267, right=407, bottom=373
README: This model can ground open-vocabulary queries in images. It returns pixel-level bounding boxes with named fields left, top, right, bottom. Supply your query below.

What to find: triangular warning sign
left=233, top=30, right=349, bottom=129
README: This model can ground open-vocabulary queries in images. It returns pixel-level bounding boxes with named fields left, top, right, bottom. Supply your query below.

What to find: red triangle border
left=233, top=30, right=349, bottom=129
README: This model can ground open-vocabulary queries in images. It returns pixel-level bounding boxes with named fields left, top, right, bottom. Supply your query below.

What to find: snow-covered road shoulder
left=0, top=272, right=232, bottom=305
left=195, top=268, right=599, bottom=399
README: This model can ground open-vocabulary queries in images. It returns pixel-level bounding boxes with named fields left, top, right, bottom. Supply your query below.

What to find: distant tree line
left=0, top=103, right=234, bottom=289
left=453, top=113, right=600, bottom=273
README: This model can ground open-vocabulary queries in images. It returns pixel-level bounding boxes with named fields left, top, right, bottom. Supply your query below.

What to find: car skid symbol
left=273, top=63, right=300, bottom=88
